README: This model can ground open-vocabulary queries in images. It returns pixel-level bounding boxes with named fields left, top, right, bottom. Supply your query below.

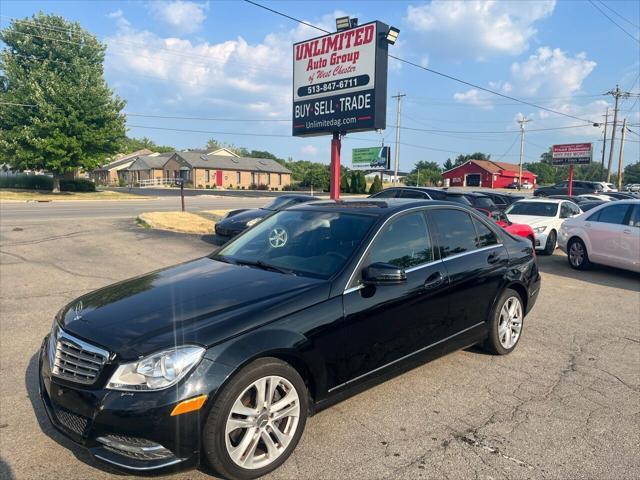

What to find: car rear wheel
left=542, top=230, right=556, bottom=255
left=202, top=358, right=308, bottom=480
left=484, top=289, right=524, bottom=355
left=568, top=238, right=590, bottom=270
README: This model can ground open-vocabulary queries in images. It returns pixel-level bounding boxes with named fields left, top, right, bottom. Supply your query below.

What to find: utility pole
left=600, top=108, right=609, bottom=176
left=517, top=117, right=532, bottom=188
left=392, top=93, right=406, bottom=184
left=617, top=118, right=627, bottom=191
left=605, top=85, right=630, bottom=182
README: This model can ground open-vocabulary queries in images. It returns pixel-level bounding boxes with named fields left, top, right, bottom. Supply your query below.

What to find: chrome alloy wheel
left=225, top=375, right=300, bottom=470
left=568, top=241, right=585, bottom=267
left=498, top=296, right=523, bottom=349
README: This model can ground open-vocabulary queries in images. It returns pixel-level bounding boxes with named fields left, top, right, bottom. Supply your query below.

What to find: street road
left=0, top=196, right=269, bottom=224
left=0, top=202, right=638, bottom=480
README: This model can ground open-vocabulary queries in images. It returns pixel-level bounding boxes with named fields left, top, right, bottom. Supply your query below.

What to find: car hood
left=505, top=215, right=557, bottom=228
left=218, top=209, right=270, bottom=229
left=59, top=257, right=327, bottom=358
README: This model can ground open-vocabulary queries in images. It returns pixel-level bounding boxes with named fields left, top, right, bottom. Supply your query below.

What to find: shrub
left=118, top=178, right=127, bottom=187
left=0, top=174, right=53, bottom=190
left=249, top=183, right=258, bottom=190
left=369, top=175, right=383, bottom=194
left=257, top=183, right=269, bottom=190
left=198, top=184, right=204, bottom=189
left=60, top=178, right=96, bottom=192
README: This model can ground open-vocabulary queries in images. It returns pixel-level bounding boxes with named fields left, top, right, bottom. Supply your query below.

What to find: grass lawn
left=0, top=189, right=148, bottom=201
left=137, top=211, right=214, bottom=235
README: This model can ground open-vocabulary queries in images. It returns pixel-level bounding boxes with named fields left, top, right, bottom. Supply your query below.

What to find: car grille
left=52, top=404, right=89, bottom=436
left=50, top=327, right=109, bottom=385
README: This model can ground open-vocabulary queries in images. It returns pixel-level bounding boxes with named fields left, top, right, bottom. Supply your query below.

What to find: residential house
left=90, top=149, right=154, bottom=185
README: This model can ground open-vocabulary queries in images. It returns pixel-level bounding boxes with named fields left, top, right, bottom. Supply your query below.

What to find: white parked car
left=558, top=200, right=640, bottom=272
left=505, top=199, right=582, bottom=255
left=578, top=193, right=615, bottom=202
left=595, top=182, right=618, bottom=192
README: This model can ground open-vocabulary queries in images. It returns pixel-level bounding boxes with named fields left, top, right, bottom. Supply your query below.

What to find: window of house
left=366, top=212, right=433, bottom=269
left=205, top=170, right=210, bottom=183
left=278, top=174, right=282, bottom=185
left=236, top=172, right=241, bottom=184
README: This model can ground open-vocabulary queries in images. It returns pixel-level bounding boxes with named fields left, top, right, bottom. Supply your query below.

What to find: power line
left=242, top=0, right=598, bottom=125
left=596, top=0, right=640, bottom=29
left=125, top=113, right=290, bottom=123
left=588, top=0, right=640, bottom=44
left=127, top=124, right=293, bottom=138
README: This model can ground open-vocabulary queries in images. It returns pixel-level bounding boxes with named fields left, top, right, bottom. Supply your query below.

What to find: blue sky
left=2, top=0, right=639, bottom=171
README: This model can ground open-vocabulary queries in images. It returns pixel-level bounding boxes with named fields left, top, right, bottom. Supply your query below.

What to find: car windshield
left=446, top=195, right=472, bottom=205
left=214, top=210, right=375, bottom=279
left=506, top=202, right=558, bottom=217
left=474, top=197, right=495, bottom=209
left=263, top=196, right=304, bottom=211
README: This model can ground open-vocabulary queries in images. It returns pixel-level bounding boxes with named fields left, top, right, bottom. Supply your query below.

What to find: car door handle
left=424, top=272, right=445, bottom=289
left=487, top=252, right=500, bottom=264
left=623, top=229, right=632, bottom=235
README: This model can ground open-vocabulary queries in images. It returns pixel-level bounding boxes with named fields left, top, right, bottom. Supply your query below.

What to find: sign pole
left=330, top=132, right=341, bottom=200
left=568, top=164, right=574, bottom=196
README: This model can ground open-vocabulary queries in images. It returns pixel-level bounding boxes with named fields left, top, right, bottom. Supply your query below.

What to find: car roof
left=291, top=198, right=461, bottom=217
left=514, top=198, right=565, bottom=204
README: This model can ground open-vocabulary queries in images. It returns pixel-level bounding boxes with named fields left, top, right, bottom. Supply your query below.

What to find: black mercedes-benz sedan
left=214, top=194, right=318, bottom=239
left=39, top=199, right=540, bottom=480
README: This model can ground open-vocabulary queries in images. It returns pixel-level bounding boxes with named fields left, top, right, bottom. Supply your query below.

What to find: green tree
left=369, top=174, right=383, bottom=194
left=623, top=161, right=640, bottom=184
left=443, top=158, right=454, bottom=171
left=405, top=160, right=441, bottom=186
left=358, top=171, right=368, bottom=193
left=0, top=13, right=126, bottom=191
left=523, top=161, right=555, bottom=185
left=453, top=152, right=491, bottom=166
left=350, top=171, right=359, bottom=193
left=120, top=136, right=174, bottom=154
left=340, top=173, right=350, bottom=193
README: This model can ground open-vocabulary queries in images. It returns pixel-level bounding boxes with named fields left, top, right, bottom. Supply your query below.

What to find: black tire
left=542, top=230, right=556, bottom=255
left=567, top=237, right=591, bottom=270
left=202, top=357, right=308, bottom=480
left=484, top=288, right=524, bottom=355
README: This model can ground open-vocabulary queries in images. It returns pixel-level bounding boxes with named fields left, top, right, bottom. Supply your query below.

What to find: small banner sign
left=352, top=146, right=391, bottom=170
left=551, top=143, right=593, bottom=165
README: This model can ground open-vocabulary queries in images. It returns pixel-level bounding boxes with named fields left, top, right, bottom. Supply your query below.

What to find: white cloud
left=510, top=47, right=597, bottom=98
left=149, top=1, right=209, bottom=34
left=301, top=145, right=319, bottom=157
left=453, top=46, right=596, bottom=117
left=105, top=10, right=352, bottom=118
left=405, top=0, right=556, bottom=61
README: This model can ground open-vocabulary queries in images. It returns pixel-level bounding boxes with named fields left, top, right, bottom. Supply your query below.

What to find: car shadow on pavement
left=0, top=457, right=16, bottom=480
left=536, top=253, right=640, bottom=293
left=24, top=352, right=125, bottom=476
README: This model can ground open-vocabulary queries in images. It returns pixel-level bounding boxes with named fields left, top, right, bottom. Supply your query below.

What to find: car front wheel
left=202, top=358, right=308, bottom=480
left=568, top=238, right=590, bottom=270
left=484, top=289, right=524, bottom=355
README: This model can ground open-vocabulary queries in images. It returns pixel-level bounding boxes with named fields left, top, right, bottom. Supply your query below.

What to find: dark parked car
left=445, top=192, right=500, bottom=214
left=369, top=186, right=436, bottom=199
left=534, top=181, right=603, bottom=197
left=214, top=194, right=318, bottom=238
left=605, top=192, right=637, bottom=200
left=475, top=191, right=524, bottom=211
left=40, top=199, right=540, bottom=479
left=576, top=200, right=606, bottom=212
left=548, top=194, right=583, bottom=204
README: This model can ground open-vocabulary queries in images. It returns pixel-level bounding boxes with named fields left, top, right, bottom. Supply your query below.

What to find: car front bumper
left=533, top=230, right=549, bottom=250
left=38, top=335, right=232, bottom=474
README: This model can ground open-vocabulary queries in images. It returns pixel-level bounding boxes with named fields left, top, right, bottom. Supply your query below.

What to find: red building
left=442, top=159, right=537, bottom=188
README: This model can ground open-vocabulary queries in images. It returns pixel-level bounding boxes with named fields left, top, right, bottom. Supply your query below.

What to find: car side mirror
left=362, top=262, right=406, bottom=285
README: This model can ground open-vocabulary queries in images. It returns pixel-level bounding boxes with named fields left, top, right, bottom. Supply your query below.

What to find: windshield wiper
left=234, top=259, right=296, bottom=275
left=210, top=254, right=237, bottom=265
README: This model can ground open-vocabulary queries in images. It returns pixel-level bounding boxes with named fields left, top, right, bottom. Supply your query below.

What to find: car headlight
left=246, top=218, right=262, bottom=227
left=533, top=226, right=547, bottom=234
left=107, top=346, right=205, bottom=391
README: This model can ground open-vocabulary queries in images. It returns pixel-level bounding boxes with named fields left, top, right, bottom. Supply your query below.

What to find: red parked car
left=477, top=208, right=535, bottom=248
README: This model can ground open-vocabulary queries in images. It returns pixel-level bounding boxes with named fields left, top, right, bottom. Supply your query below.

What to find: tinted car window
left=218, top=211, right=375, bottom=279
left=567, top=202, right=581, bottom=215
left=399, top=189, right=429, bottom=199
left=431, top=209, right=477, bottom=258
left=473, top=197, right=496, bottom=209
left=631, top=206, right=640, bottom=227
left=590, top=204, right=632, bottom=225
left=560, top=203, right=572, bottom=218
left=367, top=212, right=433, bottom=269
left=446, top=194, right=473, bottom=205
left=372, top=189, right=398, bottom=198
left=492, top=196, right=507, bottom=207
left=506, top=202, right=558, bottom=217
left=425, top=189, right=447, bottom=200
left=473, top=218, right=498, bottom=247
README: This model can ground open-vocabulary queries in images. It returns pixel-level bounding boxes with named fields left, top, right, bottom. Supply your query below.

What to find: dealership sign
left=292, top=21, right=389, bottom=137
left=551, top=143, right=593, bottom=165
left=352, top=146, right=390, bottom=170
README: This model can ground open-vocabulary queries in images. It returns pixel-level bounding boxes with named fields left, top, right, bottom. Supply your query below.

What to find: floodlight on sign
left=386, top=26, right=400, bottom=45
left=336, top=16, right=351, bottom=31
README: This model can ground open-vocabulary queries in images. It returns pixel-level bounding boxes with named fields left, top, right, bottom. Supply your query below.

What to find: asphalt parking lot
left=1, top=198, right=638, bottom=480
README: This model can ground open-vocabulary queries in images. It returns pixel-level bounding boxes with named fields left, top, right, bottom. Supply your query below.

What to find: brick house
left=442, top=159, right=537, bottom=188
left=91, top=149, right=154, bottom=185
left=122, top=153, right=177, bottom=184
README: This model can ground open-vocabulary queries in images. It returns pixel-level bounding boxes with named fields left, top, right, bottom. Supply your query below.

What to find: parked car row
left=534, top=180, right=617, bottom=197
